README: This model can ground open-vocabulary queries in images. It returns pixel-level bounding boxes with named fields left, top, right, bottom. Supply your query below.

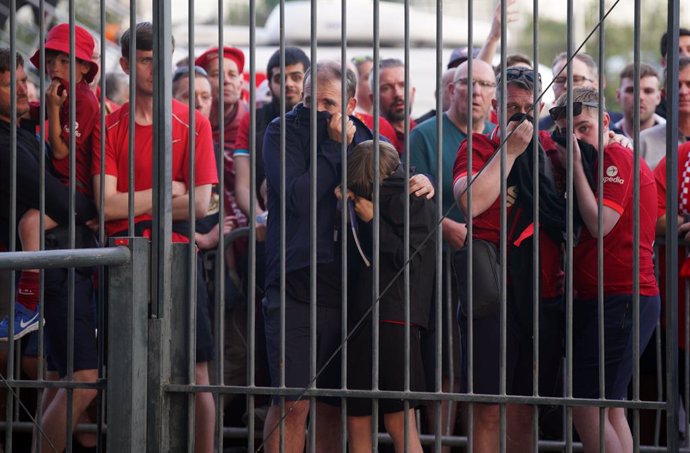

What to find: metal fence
left=0, top=0, right=686, bottom=452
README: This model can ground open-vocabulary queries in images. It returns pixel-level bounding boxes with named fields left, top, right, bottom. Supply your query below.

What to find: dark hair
left=660, top=28, right=690, bottom=58
left=303, top=60, right=357, bottom=100
left=506, top=53, right=532, bottom=69
left=666, top=56, right=690, bottom=81
left=347, top=140, right=400, bottom=200
left=120, top=22, right=175, bottom=59
left=266, top=47, right=310, bottom=78
left=618, top=62, right=659, bottom=82
left=0, top=48, right=23, bottom=73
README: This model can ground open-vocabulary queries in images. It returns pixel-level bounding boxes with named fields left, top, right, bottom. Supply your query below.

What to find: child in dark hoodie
left=339, top=140, right=436, bottom=453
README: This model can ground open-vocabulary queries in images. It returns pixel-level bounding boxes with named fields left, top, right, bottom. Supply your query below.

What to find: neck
left=623, top=115, right=655, bottom=137
left=446, top=108, right=484, bottom=135
left=134, top=92, right=154, bottom=125
left=210, top=101, right=238, bottom=128
left=390, top=119, right=404, bottom=134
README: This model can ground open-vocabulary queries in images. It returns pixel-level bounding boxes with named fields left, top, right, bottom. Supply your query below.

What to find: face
left=378, top=66, right=414, bottom=123
left=616, top=76, right=661, bottom=124
left=355, top=59, right=373, bottom=107
left=0, top=64, right=30, bottom=122
left=205, top=56, right=242, bottom=106
left=555, top=107, right=610, bottom=151
left=303, top=77, right=355, bottom=116
left=173, top=75, right=213, bottom=119
left=450, top=60, right=496, bottom=123
left=674, top=65, right=690, bottom=115
left=269, top=63, right=306, bottom=109
left=552, top=58, right=597, bottom=101
left=120, top=50, right=154, bottom=97
left=46, top=51, right=89, bottom=83
left=501, top=84, right=543, bottom=120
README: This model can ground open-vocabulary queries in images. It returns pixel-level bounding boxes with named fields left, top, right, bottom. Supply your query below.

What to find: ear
left=346, top=97, right=357, bottom=116
left=119, top=57, right=130, bottom=75
left=602, top=111, right=610, bottom=130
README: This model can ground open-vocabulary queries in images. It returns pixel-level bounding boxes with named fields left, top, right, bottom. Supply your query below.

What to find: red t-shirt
left=573, top=142, right=658, bottom=299
left=355, top=112, right=403, bottom=154
left=452, top=130, right=563, bottom=298
left=654, top=143, right=690, bottom=348
left=92, top=99, right=219, bottom=240
left=30, top=80, right=99, bottom=197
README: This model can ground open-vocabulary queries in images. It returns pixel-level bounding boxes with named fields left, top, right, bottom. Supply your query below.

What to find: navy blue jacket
left=263, top=103, right=374, bottom=288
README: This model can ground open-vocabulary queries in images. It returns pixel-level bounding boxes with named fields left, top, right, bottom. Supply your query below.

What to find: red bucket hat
left=195, top=46, right=245, bottom=74
left=30, top=23, right=99, bottom=83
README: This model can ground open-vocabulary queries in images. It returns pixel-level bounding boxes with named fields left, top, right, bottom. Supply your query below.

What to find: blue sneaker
left=0, top=304, right=42, bottom=341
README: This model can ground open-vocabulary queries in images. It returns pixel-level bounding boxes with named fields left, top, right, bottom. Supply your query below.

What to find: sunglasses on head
left=549, top=101, right=600, bottom=122
left=505, top=66, right=542, bottom=83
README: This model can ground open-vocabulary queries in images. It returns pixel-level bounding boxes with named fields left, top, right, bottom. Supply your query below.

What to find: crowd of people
left=1, top=4, right=690, bottom=453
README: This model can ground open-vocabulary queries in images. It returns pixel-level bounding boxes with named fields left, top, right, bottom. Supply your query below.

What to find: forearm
left=48, top=108, right=69, bottom=160
left=455, top=154, right=517, bottom=217
left=478, top=36, right=500, bottom=64
left=573, top=162, right=620, bottom=237
left=102, top=189, right=153, bottom=221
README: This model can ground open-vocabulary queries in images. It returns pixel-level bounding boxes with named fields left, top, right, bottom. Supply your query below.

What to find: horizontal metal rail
left=0, top=246, right=131, bottom=270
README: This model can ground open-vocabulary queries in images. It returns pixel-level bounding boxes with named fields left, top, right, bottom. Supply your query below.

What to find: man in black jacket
left=0, top=48, right=99, bottom=453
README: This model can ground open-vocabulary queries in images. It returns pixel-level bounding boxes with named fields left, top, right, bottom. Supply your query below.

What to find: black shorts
left=459, top=296, right=565, bottom=396
left=43, top=267, right=97, bottom=378
left=262, top=286, right=341, bottom=404
left=195, top=256, right=215, bottom=363
left=347, top=323, right=425, bottom=416
left=573, top=294, right=660, bottom=399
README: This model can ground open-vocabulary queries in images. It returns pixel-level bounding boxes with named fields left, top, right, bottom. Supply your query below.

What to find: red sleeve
left=452, top=133, right=495, bottom=186
left=600, top=143, right=632, bottom=215
left=70, top=87, right=100, bottom=149
left=654, top=156, right=668, bottom=219
left=234, top=110, right=251, bottom=151
left=92, top=109, right=124, bottom=178
left=193, top=111, right=219, bottom=186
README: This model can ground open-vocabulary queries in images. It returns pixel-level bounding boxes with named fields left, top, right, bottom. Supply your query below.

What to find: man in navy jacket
left=262, top=60, right=433, bottom=453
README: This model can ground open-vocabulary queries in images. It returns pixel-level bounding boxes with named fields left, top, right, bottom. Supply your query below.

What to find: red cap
left=195, top=46, right=245, bottom=74
left=30, top=23, right=99, bottom=83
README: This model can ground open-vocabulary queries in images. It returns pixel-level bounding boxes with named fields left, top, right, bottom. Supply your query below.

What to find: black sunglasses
left=548, top=101, right=600, bottom=122
left=505, top=66, right=542, bottom=82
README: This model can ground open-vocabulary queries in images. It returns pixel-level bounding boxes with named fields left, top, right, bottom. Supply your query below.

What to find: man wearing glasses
left=452, top=66, right=566, bottom=453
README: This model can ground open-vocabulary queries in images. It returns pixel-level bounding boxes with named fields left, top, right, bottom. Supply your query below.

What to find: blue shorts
left=262, top=286, right=341, bottom=404
left=459, top=296, right=565, bottom=396
left=42, top=267, right=97, bottom=378
left=573, top=294, right=660, bottom=399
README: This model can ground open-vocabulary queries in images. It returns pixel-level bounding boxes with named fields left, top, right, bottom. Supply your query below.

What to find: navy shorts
left=42, top=267, right=97, bottom=378
left=347, top=323, right=426, bottom=416
left=262, top=286, right=341, bottom=404
left=459, top=297, right=565, bottom=396
left=195, top=255, right=215, bottom=363
left=573, top=294, right=660, bottom=400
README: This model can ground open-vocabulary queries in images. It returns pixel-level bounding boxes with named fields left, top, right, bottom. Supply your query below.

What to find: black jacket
left=0, top=120, right=96, bottom=249
left=349, top=167, right=437, bottom=328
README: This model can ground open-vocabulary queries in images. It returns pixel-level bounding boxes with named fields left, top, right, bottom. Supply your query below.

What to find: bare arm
left=454, top=120, right=532, bottom=218
left=47, top=80, right=69, bottom=160
left=478, top=0, right=518, bottom=64
left=171, top=184, right=213, bottom=221
left=93, top=174, right=154, bottom=221
left=234, top=156, right=265, bottom=217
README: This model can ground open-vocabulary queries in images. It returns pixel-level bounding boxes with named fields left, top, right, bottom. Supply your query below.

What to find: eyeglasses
left=505, top=66, right=542, bottom=83
left=172, top=65, right=209, bottom=83
left=548, top=101, right=600, bottom=122
left=454, top=78, right=497, bottom=89
left=552, top=75, right=595, bottom=86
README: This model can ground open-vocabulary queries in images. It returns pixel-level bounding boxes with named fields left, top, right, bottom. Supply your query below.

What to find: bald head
left=448, top=59, right=496, bottom=128
left=441, top=68, right=455, bottom=111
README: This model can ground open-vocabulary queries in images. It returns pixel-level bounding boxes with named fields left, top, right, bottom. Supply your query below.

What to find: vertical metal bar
left=6, top=0, right=17, bottom=449
left=531, top=0, right=541, bottom=450
left=187, top=0, right=198, bottom=450
left=631, top=0, right=641, bottom=451
left=66, top=10, right=77, bottom=453
left=431, top=0, right=442, bottom=451
left=371, top=0, right=380, bottom=449
left=127, top=0, right=137, bottom=235
left=664, top=0, right=681, bottom=450
left=465, top=0, right=474, bottom=450
left=247, top=0, right=257, bottom=451
left=565, top=1, right=574, bottom=453
left=499, top=1, right=508, bottom=452
left=339, top=1, right=349, bottom=452
left=96, top=0, right=107, bottom=449
left=278, top=0, right=287, bottom=449
left=308, top=0, right=318, bottom=450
